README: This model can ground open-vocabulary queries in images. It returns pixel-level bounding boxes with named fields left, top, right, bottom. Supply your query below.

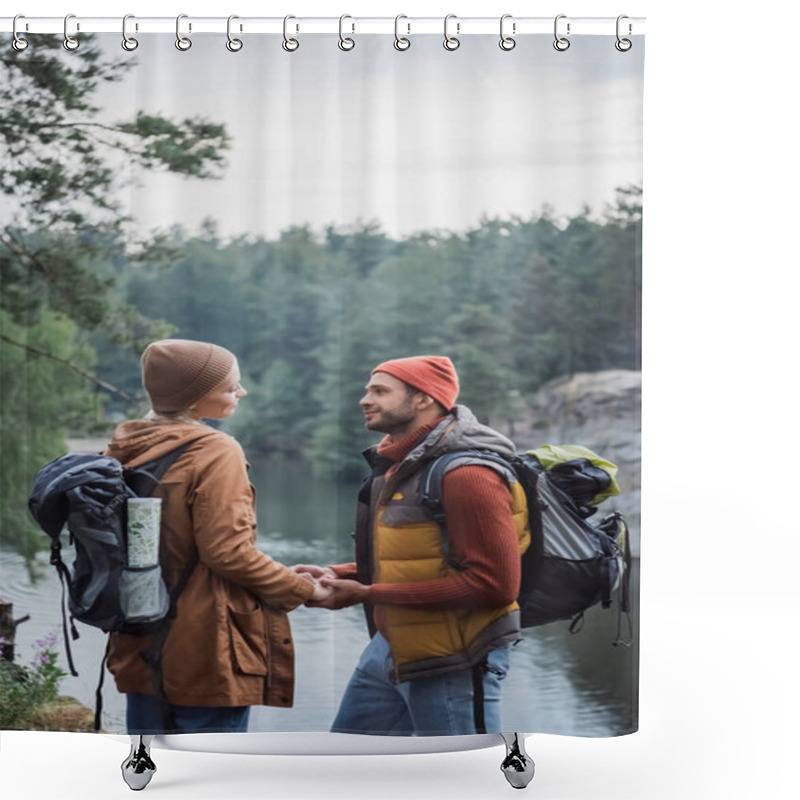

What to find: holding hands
left=297, top=574, right=335, bottom=606
left=293, top=564, right=338, bottom=581
left=291, top=564, right=368, bottom=609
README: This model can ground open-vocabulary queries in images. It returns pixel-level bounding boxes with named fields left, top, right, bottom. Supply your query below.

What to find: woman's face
left=188, top=360, right=247, bottom=420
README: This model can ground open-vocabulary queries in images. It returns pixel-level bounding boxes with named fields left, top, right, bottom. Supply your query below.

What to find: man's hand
left=323, top=578, right=369, bottom=608
left=306, top=578, right=369, bottom=610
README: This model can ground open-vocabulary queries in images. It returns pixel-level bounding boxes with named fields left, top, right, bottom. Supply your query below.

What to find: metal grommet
left=63, top=13, right=80, bottom=51
left=122, top=14, right=139, bottom=51
left=553, top=14, right=570, bottom=51
left=338, top=14, right=355, bottom=51
left=175, top=13, right=192, bottom=51
left=499, top=13, right=516, bottom=51
left=226, top=15, right=243, bottom=52
left=443, top=14, right=460, bottom=51
left=615, top=15, right=632, bottom=52
left=394, top=14, right=410, bottom=51
left=282, top=15, right=299, bottom=52
left=12, top=14, right=29, bottom=51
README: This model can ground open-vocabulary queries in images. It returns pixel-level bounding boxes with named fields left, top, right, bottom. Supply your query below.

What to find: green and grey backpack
left=418, top=444, right=632, bottom=645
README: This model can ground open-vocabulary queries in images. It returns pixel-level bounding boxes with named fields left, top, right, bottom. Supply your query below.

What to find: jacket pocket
left=228, top=605, right=268, bottom=676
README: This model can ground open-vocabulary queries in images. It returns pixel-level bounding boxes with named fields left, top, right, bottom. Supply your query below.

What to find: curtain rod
left=2, top=16, right=646, bottom=37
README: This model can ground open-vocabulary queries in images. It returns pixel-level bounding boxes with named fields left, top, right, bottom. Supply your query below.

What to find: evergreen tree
left=1, top=35, right=229, bottom=352
left=0, top=310, right=97, bottom=564
left=1, top=35, right=229, bottom=564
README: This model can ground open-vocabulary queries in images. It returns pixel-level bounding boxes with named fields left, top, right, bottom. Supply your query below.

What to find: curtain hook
left=338, top=14, right=355, bottom=51
left=63, top=13, right=80, bottom=51
left=443, top=13, right=460, bottom=51
left=12, top=14, right=29, bottom=51
left=226, top=15, right=243, bottom=52
left=615, top=15, right=633, bottom=51
left=122, top=14, right=139, bottom=52
left=553, top=14, right=570, bottom=51
left=283, top=15, right=299, bottom=52
left=175, top=14, right=192, bottom=51
left=394, top=14, right=410, bottom=51
left=499, top=13, right=516, bottom=51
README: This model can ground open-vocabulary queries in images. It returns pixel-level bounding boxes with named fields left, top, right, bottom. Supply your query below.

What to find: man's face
left=360, top=372, right=421, bottom=438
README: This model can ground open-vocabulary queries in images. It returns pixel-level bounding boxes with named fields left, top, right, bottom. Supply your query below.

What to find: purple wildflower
left=34, top=632, right=59, bottom=650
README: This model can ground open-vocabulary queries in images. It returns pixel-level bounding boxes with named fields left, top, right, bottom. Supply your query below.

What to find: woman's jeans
left=126, top=692, right=250, bottom=734
left=332, top=632, right=509, bottom=736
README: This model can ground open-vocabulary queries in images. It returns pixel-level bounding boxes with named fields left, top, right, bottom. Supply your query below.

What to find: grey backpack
left=28, top=445, right=196, bottom=669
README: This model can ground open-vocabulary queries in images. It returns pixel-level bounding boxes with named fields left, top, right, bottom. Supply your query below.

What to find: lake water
left=1, top=459, right=638, bottom=737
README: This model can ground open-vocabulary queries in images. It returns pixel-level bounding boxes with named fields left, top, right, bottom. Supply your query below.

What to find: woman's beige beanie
left=141, top=339, right=236, bottom=412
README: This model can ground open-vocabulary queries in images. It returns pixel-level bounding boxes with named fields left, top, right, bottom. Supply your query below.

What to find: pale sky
left=94, top=32, right=644, bottom=241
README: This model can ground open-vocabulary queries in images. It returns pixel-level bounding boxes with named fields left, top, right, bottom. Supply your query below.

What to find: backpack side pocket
left=119, top=565, right=170, bottom=627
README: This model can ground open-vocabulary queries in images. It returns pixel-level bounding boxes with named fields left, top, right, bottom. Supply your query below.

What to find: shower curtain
left=1, top=19, right=643, bottom=739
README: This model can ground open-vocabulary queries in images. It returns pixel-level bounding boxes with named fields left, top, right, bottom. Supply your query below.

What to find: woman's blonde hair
left=144, top=409, right=203, bottom=425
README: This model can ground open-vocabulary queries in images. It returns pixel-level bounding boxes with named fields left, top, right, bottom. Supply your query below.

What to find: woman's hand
left=291, top=563, right=338, bottom=581
left=308, top=579, right=335, bottom=606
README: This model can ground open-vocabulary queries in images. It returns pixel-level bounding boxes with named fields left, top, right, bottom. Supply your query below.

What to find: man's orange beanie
left=372, top=356, right=460, bottom=410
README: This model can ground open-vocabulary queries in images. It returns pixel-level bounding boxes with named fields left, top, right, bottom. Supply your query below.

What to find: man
left=297, top=355, right=529, bottom=736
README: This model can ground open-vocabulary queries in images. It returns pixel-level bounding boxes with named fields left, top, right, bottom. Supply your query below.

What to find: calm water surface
left=1, top=459, right=638, bottom=736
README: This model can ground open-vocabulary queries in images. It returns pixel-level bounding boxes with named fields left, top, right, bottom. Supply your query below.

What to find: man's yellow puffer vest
left=371, top=452, right=530, bottom=682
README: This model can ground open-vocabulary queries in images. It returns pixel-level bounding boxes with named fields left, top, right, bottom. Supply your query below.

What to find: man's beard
left=365, top=398, right=417, bottom=436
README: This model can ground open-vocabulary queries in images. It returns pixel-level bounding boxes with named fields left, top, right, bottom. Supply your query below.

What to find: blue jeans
left=331, top=632, right=509, bottom=736
left=126, top=692, right=250, bottom=734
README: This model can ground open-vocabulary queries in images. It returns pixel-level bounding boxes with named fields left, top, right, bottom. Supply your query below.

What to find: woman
left=105, top=338, right=327, bottom=734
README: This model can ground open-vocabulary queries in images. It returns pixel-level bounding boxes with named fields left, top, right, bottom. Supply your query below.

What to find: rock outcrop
left=494, top=370, right=641, bottom=554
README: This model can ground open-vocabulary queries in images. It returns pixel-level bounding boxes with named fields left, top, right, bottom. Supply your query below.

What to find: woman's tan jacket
left=105, top=420, right=314, bottom=708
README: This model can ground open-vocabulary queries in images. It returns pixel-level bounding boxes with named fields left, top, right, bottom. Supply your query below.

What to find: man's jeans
left=126, top=692, right=250, bottom=734
left=331, top=632, right=509, bottom=736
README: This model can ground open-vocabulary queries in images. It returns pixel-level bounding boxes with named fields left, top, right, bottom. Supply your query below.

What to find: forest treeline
left=102, top=193, right=641, bottom=471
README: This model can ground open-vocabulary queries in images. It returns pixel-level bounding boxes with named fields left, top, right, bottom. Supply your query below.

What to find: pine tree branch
left=1, top=229, right=56, bottom=282
left=0, top=333, right=140, bottom=405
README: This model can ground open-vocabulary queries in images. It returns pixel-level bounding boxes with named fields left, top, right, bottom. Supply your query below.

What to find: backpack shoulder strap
left=124, top=441, right=194, bottom=497
left=118, top=442, right=201, bottom=718
left=419, top=449, right=518, bottom=571
left=419, top=449, right=516, bottom=516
